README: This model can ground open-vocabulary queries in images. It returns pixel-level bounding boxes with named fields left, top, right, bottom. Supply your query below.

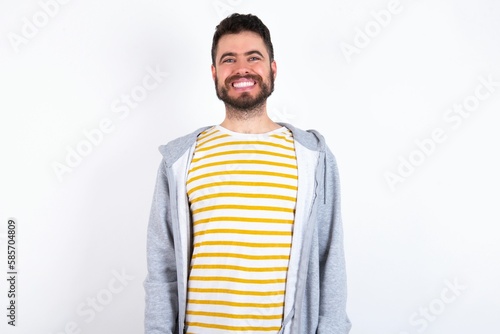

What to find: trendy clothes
left=144, top=123, right=351, bottom=334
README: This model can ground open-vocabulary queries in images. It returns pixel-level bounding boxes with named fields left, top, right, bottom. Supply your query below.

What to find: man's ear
left=271, top=60, right=277, bottom=80
left=211, top=64, right=216, bottom=81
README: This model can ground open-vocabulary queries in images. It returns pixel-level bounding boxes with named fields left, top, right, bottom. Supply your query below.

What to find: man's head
left=211, top=13, right=274, bottom=66
left=211, top=13, right=277, bottom=113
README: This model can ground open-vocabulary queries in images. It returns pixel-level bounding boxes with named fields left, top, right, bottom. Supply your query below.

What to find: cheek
left=260, top=70, right=272, bottom=82
left=217, top=71, right=229, bottom=83
left=259, top=66, right=272, bottom=77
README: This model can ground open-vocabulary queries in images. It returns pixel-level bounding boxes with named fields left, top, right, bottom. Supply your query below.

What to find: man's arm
left=317, top=148, right=351, bottom=333
left=144, top=160, right=179, bottom=333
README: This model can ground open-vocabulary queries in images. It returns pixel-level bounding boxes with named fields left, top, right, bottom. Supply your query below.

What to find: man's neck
left=220, top=105, right=281, bottom=134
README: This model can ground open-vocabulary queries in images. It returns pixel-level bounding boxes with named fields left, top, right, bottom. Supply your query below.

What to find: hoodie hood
left=158, top=126, right=212, bottom=167
left=158, top=122, right=327, bottom=165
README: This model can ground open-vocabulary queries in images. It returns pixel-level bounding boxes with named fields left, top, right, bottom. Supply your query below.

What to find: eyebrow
left=219, top=50, right=265, bottom=63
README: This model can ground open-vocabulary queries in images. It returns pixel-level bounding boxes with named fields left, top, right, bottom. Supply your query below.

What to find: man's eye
left=249, top=56, right=260, bottom=61
left=223, top=58, right=235, bottom=63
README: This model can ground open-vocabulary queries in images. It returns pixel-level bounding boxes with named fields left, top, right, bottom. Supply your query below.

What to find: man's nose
left=234, top=60, right=250, bottom=75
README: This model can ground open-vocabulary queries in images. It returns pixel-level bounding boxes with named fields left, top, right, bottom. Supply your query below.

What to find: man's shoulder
left=158, top=125, right=214, bottom=165
left=279, top=122, right=328, bottom=153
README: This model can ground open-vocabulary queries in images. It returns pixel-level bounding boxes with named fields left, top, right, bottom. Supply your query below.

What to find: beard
left=215, top=70, right=275, bottom=112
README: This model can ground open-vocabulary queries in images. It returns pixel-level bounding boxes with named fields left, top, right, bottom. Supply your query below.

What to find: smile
left=232, top=80, right=256, bottom=88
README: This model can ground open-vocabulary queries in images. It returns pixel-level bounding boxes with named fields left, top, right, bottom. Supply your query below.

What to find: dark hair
left=211, top=13, right=274, bottom=65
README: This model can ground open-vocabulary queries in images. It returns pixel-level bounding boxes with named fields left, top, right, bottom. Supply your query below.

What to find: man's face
left=212, top=31, right=277, bottom=111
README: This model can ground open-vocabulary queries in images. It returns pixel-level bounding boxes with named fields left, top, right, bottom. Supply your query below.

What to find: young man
left=144, top=13, right=351, bottom=334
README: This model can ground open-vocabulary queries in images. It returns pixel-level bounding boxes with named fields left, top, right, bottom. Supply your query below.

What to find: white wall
left=1, top=0, right=499, bottom=333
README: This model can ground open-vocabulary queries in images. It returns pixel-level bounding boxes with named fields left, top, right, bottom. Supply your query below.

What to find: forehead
left=216, top=31, right=268, bottom=58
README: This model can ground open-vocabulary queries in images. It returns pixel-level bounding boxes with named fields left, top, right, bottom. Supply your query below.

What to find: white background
left=1, top=0, right=499, bottom=333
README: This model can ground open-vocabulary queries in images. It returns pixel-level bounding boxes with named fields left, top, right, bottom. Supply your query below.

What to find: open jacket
left=144, top=123, right=351, bottom=334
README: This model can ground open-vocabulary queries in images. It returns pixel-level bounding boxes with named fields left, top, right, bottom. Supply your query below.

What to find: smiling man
left=144, top=13, right=351, bottom=334
left=212, top=29, right=276, bottom=129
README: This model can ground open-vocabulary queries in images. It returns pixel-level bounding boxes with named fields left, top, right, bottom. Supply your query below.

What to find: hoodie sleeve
left=144, top=160, right=179, bottom=333
left=316, top=147, right=351, bottom=333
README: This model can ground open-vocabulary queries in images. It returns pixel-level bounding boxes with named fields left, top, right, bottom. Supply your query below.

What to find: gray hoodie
left=144, top=123, right=351, bottom=333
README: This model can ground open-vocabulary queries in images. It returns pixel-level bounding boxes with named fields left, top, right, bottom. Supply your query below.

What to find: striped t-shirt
left=184, top=125, right=298, bottom=334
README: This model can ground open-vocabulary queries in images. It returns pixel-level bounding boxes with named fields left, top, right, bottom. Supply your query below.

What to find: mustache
left=225, top=74, right=263, bottom=86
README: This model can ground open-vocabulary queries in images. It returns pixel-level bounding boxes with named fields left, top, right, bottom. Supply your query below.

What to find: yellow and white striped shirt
left=185, top=125, right=298, bottom=334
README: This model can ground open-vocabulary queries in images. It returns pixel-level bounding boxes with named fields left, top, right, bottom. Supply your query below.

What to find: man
left=144, top=13, right=351, bottom=334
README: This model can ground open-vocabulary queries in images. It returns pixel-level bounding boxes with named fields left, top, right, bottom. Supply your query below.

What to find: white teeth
left=233, top=81, right=255, bottom=88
